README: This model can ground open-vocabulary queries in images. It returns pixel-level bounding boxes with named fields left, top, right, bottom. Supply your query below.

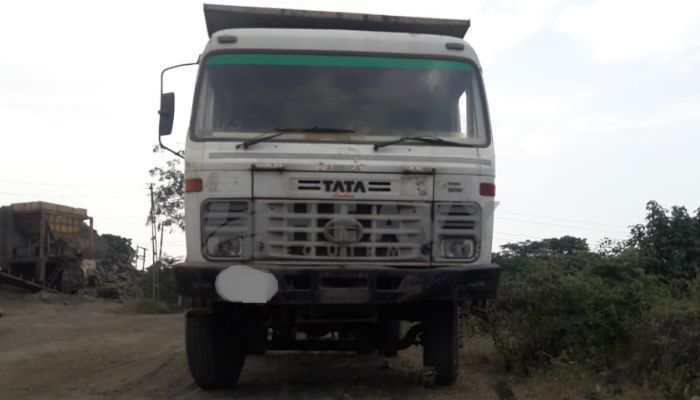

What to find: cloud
left=555, top=0, right=700, bottom=62
left=467, top=0, right=565, bottom=65
left=491, top=91, right=593, bottom=159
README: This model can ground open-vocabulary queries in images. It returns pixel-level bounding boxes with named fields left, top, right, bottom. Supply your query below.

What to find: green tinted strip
left=206, top=54, right=474, bottom=71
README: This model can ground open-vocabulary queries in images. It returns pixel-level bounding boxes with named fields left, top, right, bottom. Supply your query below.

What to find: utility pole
left=149, top=183, right=157, bottom=265
left=135, top=246, right=147, bottom=271
left=156, top=222, right=164, bottom=301
left=149, top=183, right=160, bottom=301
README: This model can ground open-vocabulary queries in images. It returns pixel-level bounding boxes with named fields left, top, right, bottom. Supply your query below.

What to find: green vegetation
left=149, top=147, right=185, bottom=232
left=136, top=256, right=181, bottom=312
left=489, top=201, right=700, bottom=399
left=99, top=234, right=136, bottom=266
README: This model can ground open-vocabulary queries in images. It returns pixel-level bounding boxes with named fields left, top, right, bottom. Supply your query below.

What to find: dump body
left=202, top=4, right=470, bottom=38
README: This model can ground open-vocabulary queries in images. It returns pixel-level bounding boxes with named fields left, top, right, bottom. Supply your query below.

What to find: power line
left=0, top=178, right=144, bottom=188
left=497, top=216, right=629, bottom=234
left=494, top=231, right=546, bottom=240
left=98, top=217, right=147, bottom=221
left=497, top=209, right=628, bottom=229
left=0, top=190, right=146, bottom=198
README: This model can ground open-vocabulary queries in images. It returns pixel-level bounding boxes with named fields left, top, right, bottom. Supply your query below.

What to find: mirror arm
left=159, top=61, right=198, bottom=158
left=159, top=134, right=184, bottom=159
left=160, top=62, right=198, bottom=95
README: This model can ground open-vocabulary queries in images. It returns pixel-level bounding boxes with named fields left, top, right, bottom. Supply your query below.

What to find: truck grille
left=256, top=200, right=431, bottom=261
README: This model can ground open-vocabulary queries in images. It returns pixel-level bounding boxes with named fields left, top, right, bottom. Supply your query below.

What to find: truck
left=158, top=4, right=499, bottom=389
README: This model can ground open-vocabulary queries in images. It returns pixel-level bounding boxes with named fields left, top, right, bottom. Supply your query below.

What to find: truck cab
left=159, top=4, right=499, bottom=389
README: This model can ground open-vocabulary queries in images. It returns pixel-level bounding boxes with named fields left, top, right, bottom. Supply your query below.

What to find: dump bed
left=204, top=4, right=470, bottom=38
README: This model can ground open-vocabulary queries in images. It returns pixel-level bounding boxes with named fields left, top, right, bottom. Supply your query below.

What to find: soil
left=0, top=288, right=658, bottom=400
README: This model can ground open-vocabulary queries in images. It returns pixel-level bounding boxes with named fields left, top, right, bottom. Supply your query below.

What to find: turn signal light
left=184, top=178, right=203, bottom=193
left=479, top=183, right=496, bottom=197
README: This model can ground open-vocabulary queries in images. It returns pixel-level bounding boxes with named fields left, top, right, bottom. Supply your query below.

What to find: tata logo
left=322, top=180, right=366, bottom=193
left=323, top=218, right=364, bottom=244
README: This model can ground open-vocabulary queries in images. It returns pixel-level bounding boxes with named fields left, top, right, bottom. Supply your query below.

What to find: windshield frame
left=188, top=50, right=492, bottom=148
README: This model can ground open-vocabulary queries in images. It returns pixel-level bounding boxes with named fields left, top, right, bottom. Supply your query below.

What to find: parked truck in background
left=158, top=4, right=499, bottom=389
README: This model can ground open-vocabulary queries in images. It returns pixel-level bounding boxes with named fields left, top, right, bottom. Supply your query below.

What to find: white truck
left=158, top=4, right=499, bottom=389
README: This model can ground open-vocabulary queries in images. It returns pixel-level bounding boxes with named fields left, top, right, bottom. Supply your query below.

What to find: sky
left=1, top=0, right=699, bottom=263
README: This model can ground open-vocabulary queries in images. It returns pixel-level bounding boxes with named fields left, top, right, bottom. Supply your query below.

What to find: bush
left=490, top=254, right=653, bottom=374
left=492, top=200, right=700, bottom=397
left=628, top=308, right=700, bottom=399
left=137, top=257, right=180, bottom=309
left=629, top=201, right=700, bottom=283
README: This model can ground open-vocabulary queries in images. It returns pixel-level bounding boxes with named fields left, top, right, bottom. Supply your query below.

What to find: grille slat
left=268, top=241, right=420, bottom=249
left=268, top=213, right=422, bottom=222
left=267, top=227, right=422, bottom=234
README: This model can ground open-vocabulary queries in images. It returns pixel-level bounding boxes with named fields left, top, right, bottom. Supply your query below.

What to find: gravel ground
left=0, top=289, right=657, bottom=400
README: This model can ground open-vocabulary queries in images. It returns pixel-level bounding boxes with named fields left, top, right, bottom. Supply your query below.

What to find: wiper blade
left=237, top=126, right=356, bottom=149
left=373, top=135, right=465, bottom=151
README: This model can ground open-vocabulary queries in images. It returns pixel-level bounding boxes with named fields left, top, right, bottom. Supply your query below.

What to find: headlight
left=434, top=202, right=481, bottom=261
left=202, top=200, right=251, bottom=259
left=440, top=238, right=475, bottom=259
left=206, top=236, right=243, bottom=258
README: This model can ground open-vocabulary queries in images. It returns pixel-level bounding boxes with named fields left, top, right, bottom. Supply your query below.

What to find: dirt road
left=0, top=291, right=652, bottom=400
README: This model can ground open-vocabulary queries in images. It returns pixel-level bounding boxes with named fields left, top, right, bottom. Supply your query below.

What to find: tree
left=100, top=234, right=136, bottom=267
left=499, top=236, right=589, bottom=258
left=149, top=147, right=185, bottom=232
left=138, top=255, right=182, bottom=308
left=628, top=201, right=700, bottom=281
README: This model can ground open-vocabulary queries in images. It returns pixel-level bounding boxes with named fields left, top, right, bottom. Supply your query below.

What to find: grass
left=121, top=298, right=178, bottom=314
left=458, top=331, right=662, bottom=400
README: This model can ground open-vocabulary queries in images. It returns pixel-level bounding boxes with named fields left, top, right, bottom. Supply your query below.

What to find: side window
left=195, top=72, right=215, bottom=136
left=458, top=91, right=468, bottom=136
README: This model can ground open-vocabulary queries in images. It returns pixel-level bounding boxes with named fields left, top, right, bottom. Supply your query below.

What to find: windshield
left=193, top=53, right=489, bottom=145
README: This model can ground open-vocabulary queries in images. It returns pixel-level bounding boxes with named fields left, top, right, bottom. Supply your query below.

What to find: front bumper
left=174, top=263, right=500, bottom=305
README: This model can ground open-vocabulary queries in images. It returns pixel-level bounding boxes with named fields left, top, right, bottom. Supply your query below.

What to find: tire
left=185, top=310, right=246, bottom=390
left=422, top=301, right=459, bottom=386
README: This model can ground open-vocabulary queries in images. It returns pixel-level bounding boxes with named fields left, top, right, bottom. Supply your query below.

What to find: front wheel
left=422, top=301, right=459, bottom=386
left=185, top=309, right=247, bottom=389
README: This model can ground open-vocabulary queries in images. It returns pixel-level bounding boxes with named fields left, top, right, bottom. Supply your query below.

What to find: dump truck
left=158, top=4, right=499, bottom=388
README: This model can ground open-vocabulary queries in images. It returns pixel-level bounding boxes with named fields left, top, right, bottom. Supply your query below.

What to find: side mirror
left=158, top=92, right=175, bottom=136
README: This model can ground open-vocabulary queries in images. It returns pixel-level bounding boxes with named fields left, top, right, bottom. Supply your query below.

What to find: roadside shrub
left=628, top=308, right=700, bottom=399
left=490, top=256, right=652, bottom=374
left=137, top=257, right=180, bottom=309
left=629, top=201, right=700, bottom=283
left=491, top=200, right=700, bottom=396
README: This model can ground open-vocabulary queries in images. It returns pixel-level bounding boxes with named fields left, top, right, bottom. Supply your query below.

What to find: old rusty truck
left=158, top=4, right=499, bottom=388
